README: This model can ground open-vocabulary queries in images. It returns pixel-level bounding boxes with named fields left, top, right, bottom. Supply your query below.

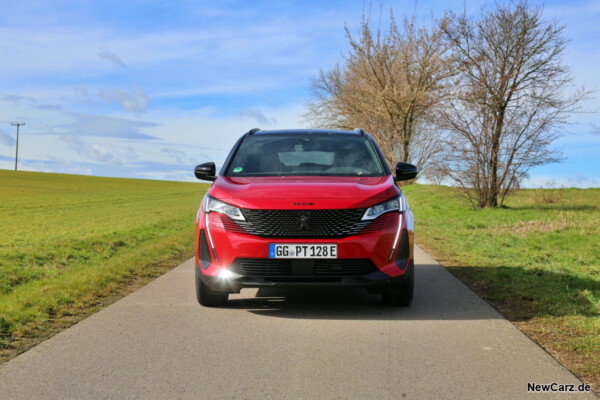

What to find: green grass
left=402, top=184, right=600, bottom=390
left=0, top=170, right=208, bottom=355
left=2, top=172, right=598, bottom=388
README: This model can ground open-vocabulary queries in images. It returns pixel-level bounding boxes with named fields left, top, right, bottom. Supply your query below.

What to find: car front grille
left=230, top=258, right=378, bottom=277
left=221, top=209, right=398, bottom=238
left=232, top=208, right=370, bottom=238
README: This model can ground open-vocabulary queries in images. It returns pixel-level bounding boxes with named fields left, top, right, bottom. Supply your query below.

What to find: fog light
left=218, top=269, right=237, bottom=280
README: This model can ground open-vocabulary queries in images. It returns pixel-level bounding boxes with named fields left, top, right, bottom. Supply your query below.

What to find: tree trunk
left=487, top=109, right=505, bottom=208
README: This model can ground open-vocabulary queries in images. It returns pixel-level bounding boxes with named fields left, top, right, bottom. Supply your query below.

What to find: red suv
left=194, top=129, right=417, bottom=307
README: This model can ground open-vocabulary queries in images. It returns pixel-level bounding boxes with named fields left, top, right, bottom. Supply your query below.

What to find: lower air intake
left=230, top=258, right=377, bottom=277
left=198, top=230, right=212, bottom=270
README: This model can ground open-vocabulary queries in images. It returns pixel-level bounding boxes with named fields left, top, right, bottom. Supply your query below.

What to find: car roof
left=249, top=128, right=366, bottom=136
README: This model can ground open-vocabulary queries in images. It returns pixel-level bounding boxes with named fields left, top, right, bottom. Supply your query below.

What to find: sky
left=0, top=0, right=598, bottom=187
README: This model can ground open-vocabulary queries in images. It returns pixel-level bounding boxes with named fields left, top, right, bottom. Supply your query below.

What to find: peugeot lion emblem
left=298, top=214, right=310, bottom=231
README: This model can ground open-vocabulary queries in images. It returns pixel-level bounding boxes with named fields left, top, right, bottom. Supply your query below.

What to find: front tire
left=382, top=264, right=414, bottom=307
left=195, top=266, right=228, bottom=307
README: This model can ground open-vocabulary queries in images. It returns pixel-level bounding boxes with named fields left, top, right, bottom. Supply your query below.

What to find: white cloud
left=0, top=15, right=345, bottom=96
left=60, top=135, right=123, bottom=165
left=99, top=88, right=149, bottom=114
left=522, top=174, right=600, bottom=189
left=160, top=147, right=194, bottom=165
left=141, top=102, right=306, bottom=164
left=97, top=49, right=127, bottom=68
left=59, top=113, right=159, bottom=139
left=0, top=130, right=15, bottom=147
left=71, top=86, right=94, bottom=104
left=2, top=94, right=36, bottom=104
left=237, top=110, right=277, bottom=127
left=36, top=104, right=62, bottom=111
left=0, top=0, right=596, bottom=186
left=125, top=146, right=138, bottom=162
left=135, top=170, right=197, bottom=182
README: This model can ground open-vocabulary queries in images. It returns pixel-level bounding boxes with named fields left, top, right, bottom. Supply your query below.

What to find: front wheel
left=382, top=264, right=414, bottom=307
left=195, top=266, right=228, bottom=307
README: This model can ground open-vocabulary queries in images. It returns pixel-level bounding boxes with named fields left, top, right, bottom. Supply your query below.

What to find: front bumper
left=194, top=208, right=415, bottom=293
left=198, top=261, right=414, bottom=293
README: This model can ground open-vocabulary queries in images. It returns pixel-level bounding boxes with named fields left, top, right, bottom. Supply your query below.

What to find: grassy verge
left=402, top=184, right=600, bottom=391
left=0, top=170, right=208, bottom=361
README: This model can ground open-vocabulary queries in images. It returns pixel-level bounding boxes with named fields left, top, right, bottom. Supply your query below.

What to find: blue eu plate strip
left=268, top=243, right=276, bottom=258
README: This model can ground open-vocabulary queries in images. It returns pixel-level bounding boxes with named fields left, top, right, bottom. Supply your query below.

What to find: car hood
left=208, top=175, right=399, bottom=209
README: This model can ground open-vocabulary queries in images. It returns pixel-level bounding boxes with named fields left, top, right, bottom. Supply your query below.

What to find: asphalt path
left=0, top=246, right=596, bottom=399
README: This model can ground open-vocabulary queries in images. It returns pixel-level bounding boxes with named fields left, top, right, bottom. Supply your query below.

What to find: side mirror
left=194, top=162, right=216, bottom=181
left=395, top=162, right=418, bottom=181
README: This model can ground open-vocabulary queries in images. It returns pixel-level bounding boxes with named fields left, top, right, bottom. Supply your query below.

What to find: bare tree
left=439, top=1, right=588, bottom=207
left=304, top=11, right=454, bottom=175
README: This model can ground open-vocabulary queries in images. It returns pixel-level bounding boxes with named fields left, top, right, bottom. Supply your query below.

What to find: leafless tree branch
left=304, top=10, right=455, bottom=178
left=439, top=0, right=589, bottom=207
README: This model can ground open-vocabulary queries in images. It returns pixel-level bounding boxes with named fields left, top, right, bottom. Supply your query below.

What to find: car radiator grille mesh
left=222, top=209, right=398, bottom=238
left=232, top=208, right=369, bottom=238
left=230, top=258, right=378, bottom=277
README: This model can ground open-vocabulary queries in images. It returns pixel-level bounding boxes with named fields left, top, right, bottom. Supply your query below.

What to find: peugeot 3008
left=194, top=128, right=418, bottom=307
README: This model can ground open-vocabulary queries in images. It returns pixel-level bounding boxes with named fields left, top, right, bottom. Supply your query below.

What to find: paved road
left=1, top=246, right=596, bottom=399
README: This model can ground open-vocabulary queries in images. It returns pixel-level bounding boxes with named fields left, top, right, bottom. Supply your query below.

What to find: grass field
left=402, top=184, right=600, bottom=391
left=0, top=170, right=207, bottom=360
left=1, top=171, right=598, bottom=390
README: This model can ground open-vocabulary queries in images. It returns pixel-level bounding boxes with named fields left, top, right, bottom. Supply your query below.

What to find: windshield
left=225, top=134, right=385, bottom=177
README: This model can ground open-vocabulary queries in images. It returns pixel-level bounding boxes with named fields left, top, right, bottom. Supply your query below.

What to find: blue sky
left=0, top=0, right=598, bottom=187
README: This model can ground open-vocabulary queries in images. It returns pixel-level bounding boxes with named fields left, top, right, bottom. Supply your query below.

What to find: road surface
left=0, top=246, right=596, bottom=399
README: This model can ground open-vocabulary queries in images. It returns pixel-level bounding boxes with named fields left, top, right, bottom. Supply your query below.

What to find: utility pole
left=11, top=122, right=25, bottom=171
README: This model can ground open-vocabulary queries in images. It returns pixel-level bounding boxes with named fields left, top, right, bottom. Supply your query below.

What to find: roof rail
left=353, top=128, right=365, bottom=135
left=247, top=128, right=261, bottom=135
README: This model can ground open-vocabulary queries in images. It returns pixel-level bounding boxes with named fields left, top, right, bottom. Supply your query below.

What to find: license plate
left=269, top=244, right=337, bottom=259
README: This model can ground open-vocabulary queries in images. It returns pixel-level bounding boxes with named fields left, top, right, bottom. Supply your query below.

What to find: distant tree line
left=304, top=0, right=588, bottom=208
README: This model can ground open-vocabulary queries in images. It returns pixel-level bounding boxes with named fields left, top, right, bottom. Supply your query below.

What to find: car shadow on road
left=224, top=264, right=503, bottom=321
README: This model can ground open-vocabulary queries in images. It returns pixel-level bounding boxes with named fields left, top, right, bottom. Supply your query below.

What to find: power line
left=11, top=122, right=25, bottom=171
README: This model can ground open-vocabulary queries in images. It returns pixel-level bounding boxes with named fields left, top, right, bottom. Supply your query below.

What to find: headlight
left=202, top=195, right=246, bottom=221
left=362, top=194, right=406, bottom=220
